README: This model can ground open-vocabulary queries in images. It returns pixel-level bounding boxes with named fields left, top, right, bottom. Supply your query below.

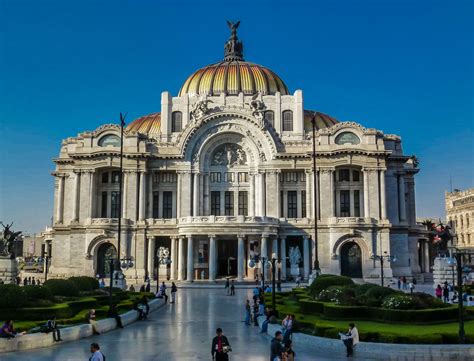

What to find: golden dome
left=179, top=61, right=289, bottom=97
left=126, top=112, right=161, bottom=135
left=179, top=21, right=289, bottom=97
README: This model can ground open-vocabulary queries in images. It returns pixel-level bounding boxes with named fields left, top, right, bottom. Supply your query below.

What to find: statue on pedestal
left=0, top=222, right=22, bottom=259
left=289, top=246, right=301, bottom=278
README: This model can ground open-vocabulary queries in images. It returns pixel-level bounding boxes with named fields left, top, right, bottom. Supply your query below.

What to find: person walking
left=245, top=300, right=251, bottom=325
left=170, top=282, right=177, bottom=303
left=341, top=323, right=359, bottom=357
left=145, top=278, right=151, bottom=293
left=402, top=276, right=407, bottom=290
left=397, top=277, right=401, bottom=290
left=270, top=331, right=285, bottom=361
left=409, top=281, right=415, bottom=293
left=211, top=327, right=231, bottom=361
left=89, top=342, right=105, bottom=361
left=159, top=282, right=168, bottom=303
left=443, top=284, right=450, bottom=303
left=435, top=284, right=442, bottom=299
left=225, top=278, right=230, bottom=296
left=230, top=280, right=235, bottom=296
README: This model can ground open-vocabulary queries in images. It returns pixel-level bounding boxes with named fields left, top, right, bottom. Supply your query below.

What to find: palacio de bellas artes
left=47, top=22, right=424, bottom=286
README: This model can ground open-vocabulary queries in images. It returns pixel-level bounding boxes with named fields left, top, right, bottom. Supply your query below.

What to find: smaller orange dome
left=127, top=112, right=161, bottom=135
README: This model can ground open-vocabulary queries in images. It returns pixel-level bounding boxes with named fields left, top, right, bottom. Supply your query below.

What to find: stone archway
left=96, top=243, right=117, bottom=278
left=340, top=241, right=362, bottom=278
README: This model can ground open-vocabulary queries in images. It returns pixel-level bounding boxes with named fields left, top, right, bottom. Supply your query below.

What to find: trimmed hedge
left=299, top=299, right=324, bottom=314
left=23, top=285, right=53, bottom=301
left=68, top=276, right=99, bottom=292
left=44, top=279, right=79, bottom=297
left=0, top=284, right=27, bottom=309
left=309, top=275, right=354, bottom=297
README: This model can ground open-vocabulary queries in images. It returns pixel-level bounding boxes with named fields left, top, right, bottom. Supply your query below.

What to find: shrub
left=0, top=284, right=27, bottom=309
left=381, top=295, right=419, bottom=310
left=410, top=292, right=447, bottom=309
left=23, top=285, right=53, bottom=301
left=44, top=279, right=79, bottom=297
left=299, top=300, right=324, bottom=314
left=308, top=274, right=354, bottom=297
left=353, top=283, right=379, bottom=297
left=361, top=285, right=397, bottom=306
left=68, top=276, right=99, bottom=292
left=323, top=304, right=370, bottom=319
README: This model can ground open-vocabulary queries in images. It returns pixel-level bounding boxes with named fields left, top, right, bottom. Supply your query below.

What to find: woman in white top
left=344, top=323, right=359, bottom=357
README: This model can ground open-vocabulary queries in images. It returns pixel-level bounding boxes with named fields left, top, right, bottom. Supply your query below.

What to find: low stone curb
left=257, top=316, right=474, bottom=361
left=0, top=298, right=165, bottom=354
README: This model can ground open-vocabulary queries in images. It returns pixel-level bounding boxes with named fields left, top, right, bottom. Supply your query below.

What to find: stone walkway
left=1, top=288, right=380, bottom=361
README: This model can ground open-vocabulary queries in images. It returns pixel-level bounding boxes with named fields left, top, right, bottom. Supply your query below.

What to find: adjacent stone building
left=446, top=188, right=474, bottom=249
left=48, top=24, right=425, bottom=283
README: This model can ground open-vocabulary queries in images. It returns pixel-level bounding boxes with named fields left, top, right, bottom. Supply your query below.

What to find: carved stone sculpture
left=190, top=95, right=213, bottom=121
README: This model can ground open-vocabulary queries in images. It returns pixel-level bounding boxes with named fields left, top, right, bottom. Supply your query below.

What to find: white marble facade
left=48, top=27, right=425, bottom=283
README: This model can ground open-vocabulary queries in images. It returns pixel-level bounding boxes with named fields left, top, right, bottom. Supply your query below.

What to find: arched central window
left=98, top=134, right=120, bottom=147
left=171, top=111, right=182, bottom=132
left=282, top=110, right=293, bottom=131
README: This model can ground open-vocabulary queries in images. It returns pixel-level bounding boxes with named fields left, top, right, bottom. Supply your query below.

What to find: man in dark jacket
left=270, top=331, right=285, bottom=361
left=211, top=327, right=231, bottom=361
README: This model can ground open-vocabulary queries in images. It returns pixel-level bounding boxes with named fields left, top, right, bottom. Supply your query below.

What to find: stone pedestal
left=290, top=265, right=300, bottom=278
left=0, top=257, right=18, bottom=284
left=112, top=270, right=127, bottom=290
left=432, top=257, right=456, bottom=287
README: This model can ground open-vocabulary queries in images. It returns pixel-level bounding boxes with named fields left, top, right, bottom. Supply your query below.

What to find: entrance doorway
left=340, top=241, right=362, bottom=278
left=217, top=239, right=237, bottom=278
left=97, top=243, right=117, bottom=278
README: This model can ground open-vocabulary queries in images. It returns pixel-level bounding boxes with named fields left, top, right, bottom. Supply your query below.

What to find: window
left=211, top=191, right=221, bottom=216
left=224, top=172, right=234, bottom=182
left=301, top=190, right=306, bottom=218
left=238, top=191, right=248, bottom=216
left=152, top=192, right=159, bottom=218
left=101, top=172, right=109, bottom=184
left=335, top=132, right=360, bottom=145
left=101, top=192, right=108, bottom=217
left=287, top=191, right=297, bottom=218
left=280, top=191, right=284, bottom=217
left=339, top=169, right=350, bottom=182
left=265, top=111, right=274, bottom=128
left=340, top=190, right=350, bottom=217
left=171, top=111, right=182, bottom=132
left=98, top=134, right=120, bottom=147
left=238, top=172, right=248, bottom=183
left=354, top=190, right=361, bottom=217
left=210, top=172, right=221, bottom=183
left=225, top=191, right=234, bottom=216
left=353, top=170, right=360, bottom=182
left=154, top=173, right=177, bottom=183
left=111, top=171, right=120, bottom=184
left=282, top=110, right=293, bottom=131
left=111, top=191, right=120, bottom=218
left=162, top=191, right=173, bottom=219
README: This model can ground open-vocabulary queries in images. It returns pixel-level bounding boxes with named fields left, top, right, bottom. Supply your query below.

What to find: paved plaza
left=1, top=288, right=380, bottom=361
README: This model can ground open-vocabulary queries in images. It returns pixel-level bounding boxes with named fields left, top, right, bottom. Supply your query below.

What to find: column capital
left=177, top=170, right=192, bottom=175
left=261, top=233, right=269, bottom=239
left=319, top=168, right=335, bottom=174
left=237, top=234, right=245, bottom=239
left=51, top=172, right=69, bottom=178
left=279, top=235, right=287, bottom=240
left=266, top=169, right=281, bottom=175
left=186, top=234, right=193, bottom=239
left=208, top=234, right=216, bottom=239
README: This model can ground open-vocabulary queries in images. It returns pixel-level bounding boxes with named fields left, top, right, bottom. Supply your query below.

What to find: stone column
left=88, top=171, right=95, bottom=219
left=261, top=235, right=268, bottom=279
left=237, top=235, right=245, bottom=281
left=303, top=236, right=310, bottom=279
left=329, top=170, right=335, bottom=217
left=399, top=173, right=407, bottom=221
left=272, top=237, right=279, bottom=258
left=148, top=172, right=154, bottom=218
left=209, top=235, right=216, bottom=281
left=176, top=172, right=181, bottom=218
left=56, top=175, right=65, bottom=223
left=280, top=236, right=287, bottom=280
left=147, top=236, right=155, bottom=278
left=138, top=171, right=147, bottom=221
left=274, top=171, right=281, bottom=218
left=122, top=172, right=128, bottom=219
left=186, top=235, right=194, bottom=281
left=72, top=171, right=80, bottom=222
left=261, top=172, right=266, bottom=216
left=305, top=170, right=312, bottom=218
left=249, top=173, right=255, bottom=216
left=192, top=172, right=200, bottom=216
left=170, top=237, right=177, bottom=280
left=380, top=169, right=387, bottom=219
left=363, top=169, right=370, bottom=217
left=178, top=237, right=185, bottom=281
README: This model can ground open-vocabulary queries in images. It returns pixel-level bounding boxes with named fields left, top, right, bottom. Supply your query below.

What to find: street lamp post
left=270, top=253, right=280, bottom=315
left=370, top=251, right=397, bottom=287
left=447, top=247, right=474, bottom=344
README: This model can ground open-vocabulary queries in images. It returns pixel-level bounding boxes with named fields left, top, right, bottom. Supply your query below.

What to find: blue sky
left=0, top=0, right=472, bottom=234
